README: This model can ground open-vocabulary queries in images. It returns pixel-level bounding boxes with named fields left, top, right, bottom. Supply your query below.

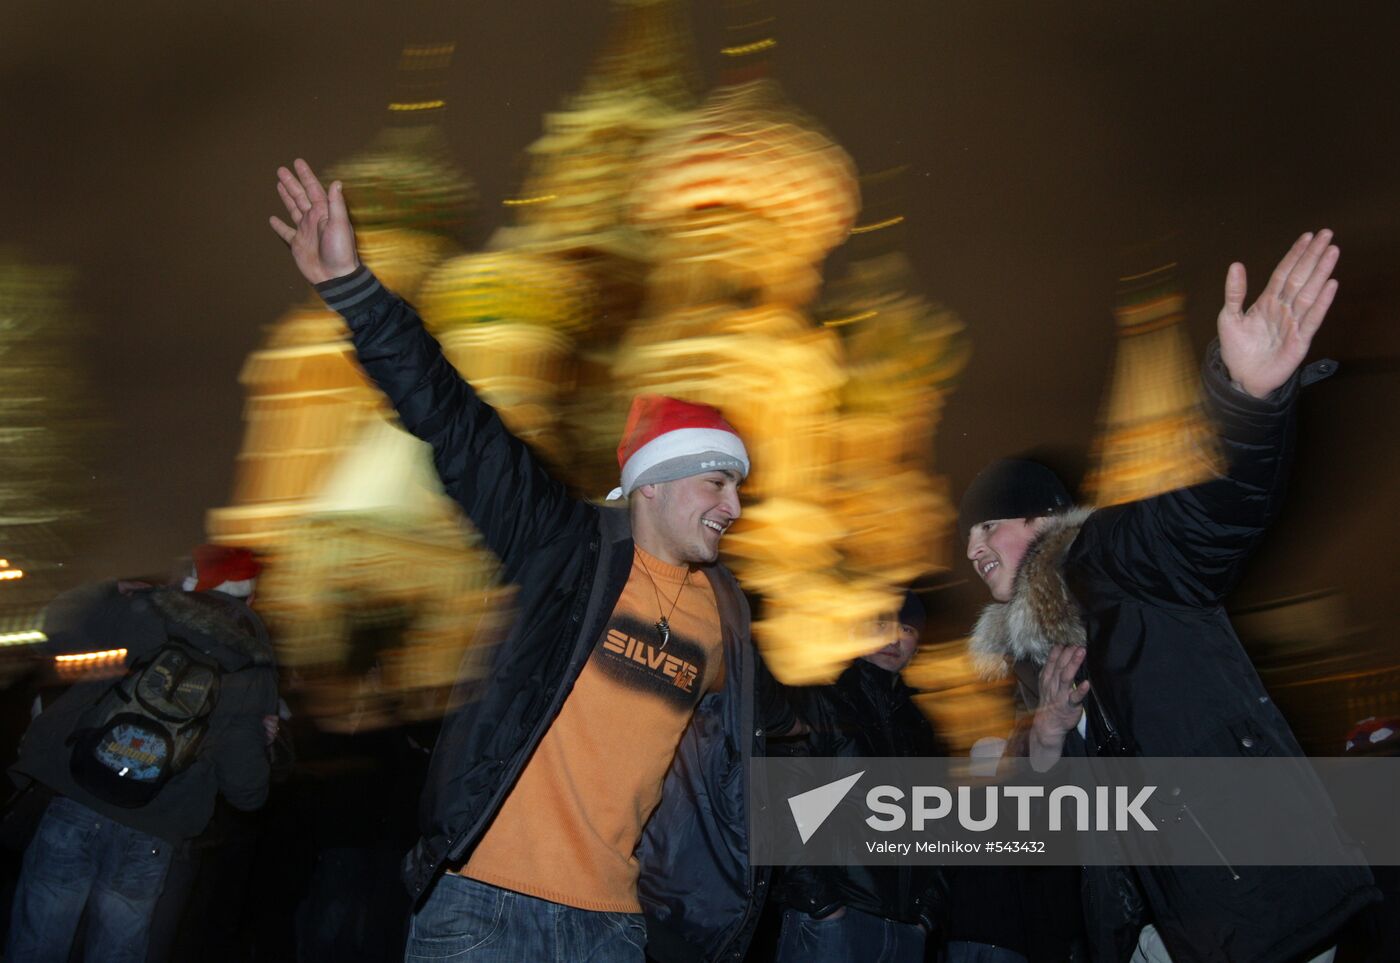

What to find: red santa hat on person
left=608, top=395, right=750, bottom=500
left=181, top=544, right=262, bottom=598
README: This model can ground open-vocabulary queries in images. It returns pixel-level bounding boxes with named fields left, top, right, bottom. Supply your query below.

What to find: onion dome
left=511, top=95, right=681, bottom=244
left=417, top=250, right=593, bottom=334
left=327, top=44, right=476, bottom=244
left=506, top=0, right=698, bottom=248
left=578, top=0, right=699, bottom=112
left=330, top=126, right=474, bottom=243
left=355, top=227, right=455, bottom=302
left=626, top=78, right=859, bottom=268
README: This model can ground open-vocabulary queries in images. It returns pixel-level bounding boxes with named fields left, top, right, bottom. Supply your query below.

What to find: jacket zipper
left=1179, top=802, right=1240, bottom=880
left=441, top=535, right=603, bottom=869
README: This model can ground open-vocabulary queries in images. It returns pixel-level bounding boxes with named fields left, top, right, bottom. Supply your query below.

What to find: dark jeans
left=5, top=795, right=174, bottom=963
left=946, top=940, right=1031, bottom=963
left=774, top=906, right=924, bottom=963
left=404, top=873, right=647, bottom=962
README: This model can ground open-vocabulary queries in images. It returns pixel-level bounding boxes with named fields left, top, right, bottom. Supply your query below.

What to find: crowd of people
left=0, top=157, right=1384, bottom=963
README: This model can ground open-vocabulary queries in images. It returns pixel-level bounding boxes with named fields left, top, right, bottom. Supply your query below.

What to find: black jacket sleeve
left=41, top=582, right=166, bottom=659
left=1079, top=342, right=1333, bottom=607
left=316, top=268, right=590, bottom=581
left=754, top=648, right=799, bottom=738
left=210, top=665, right=277, bottom=812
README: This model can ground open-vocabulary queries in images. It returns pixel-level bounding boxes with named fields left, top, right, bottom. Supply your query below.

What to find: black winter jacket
left=317, top=267, right=794, bottom=963
left=970, top=346, right=1377, bottom=962
left=775, top=660, right=948, bottom=930
left=11, top=583, right=278, bottom=841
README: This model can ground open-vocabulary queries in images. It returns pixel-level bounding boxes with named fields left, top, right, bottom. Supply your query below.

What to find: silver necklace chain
left=637, top=554, right=688, bottom=649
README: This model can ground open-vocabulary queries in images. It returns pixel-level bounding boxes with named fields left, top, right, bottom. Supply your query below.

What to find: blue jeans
left=5, top=795, right=174, bottom=963
left=404, top=873, right=647, bottom=962
left=775, top=906, right=924, bottom=963
left=946, top=940, right=1031, bottom=963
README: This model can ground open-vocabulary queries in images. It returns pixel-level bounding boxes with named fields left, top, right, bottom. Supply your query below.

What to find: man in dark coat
left=5, top=548, right=278, bottom=963
left=959, top=231, right=1377, bottom=961
left=270, top=159, right=795, bottom=963
left=772, top=591, right=947, bottom=962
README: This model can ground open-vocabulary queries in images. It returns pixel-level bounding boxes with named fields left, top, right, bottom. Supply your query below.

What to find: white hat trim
left=619, top=427, right=749, bottom=495
left=182, top=575, right=256, bottom=597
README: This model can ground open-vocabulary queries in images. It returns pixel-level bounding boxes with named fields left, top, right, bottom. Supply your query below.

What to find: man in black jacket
left=772, top=591, right=946, bottom=962
left=270, top=159, right=795, bottom=963
left=5, top=548, right=278, bottom=963
left=960, top=231, right=1377, bottom=961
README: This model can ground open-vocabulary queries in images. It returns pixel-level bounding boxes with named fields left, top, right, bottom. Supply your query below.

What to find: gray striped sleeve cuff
left=314, top=266, right=386, bottom=314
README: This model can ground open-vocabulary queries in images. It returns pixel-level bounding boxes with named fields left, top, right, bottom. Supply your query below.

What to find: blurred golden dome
left=329, top=124, right=476, bottom=243
left=418, top=251, right=594, bottom=334
left=328, top=44, right=476, bottom=243
left=627, top=78, right=859, bottom=267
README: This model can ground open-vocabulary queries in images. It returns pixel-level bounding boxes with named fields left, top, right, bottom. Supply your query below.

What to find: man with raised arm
left=958, top=232, right=1377, bottom=961
left=270, top=159, right=794, bottom=963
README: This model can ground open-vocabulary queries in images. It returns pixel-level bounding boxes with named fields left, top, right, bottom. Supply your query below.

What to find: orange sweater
left=462, top=547, right=724, bottom=911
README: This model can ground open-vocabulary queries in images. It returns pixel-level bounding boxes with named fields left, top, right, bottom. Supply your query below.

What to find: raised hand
left=1218, top=230, right=1339, bottom=399
left=1030, top=644, right=1089, bottom=761
left=268, top=158, right=359, bottom=285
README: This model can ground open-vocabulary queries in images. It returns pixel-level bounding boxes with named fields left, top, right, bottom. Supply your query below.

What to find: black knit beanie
left=896, top=590, right=925, bottom=633
left=958, top=459, right=1072, bottom=538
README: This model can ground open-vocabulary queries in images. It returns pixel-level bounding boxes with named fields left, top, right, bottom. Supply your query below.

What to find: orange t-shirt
left=461, top=546, right=724, bottom=911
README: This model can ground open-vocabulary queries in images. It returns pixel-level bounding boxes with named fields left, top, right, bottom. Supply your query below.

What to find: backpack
left=68, top=637, right=222, bottom=807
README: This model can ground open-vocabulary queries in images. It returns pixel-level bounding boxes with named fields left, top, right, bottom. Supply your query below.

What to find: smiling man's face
left=644, top=470, right=742, bottom=566
left=966, top=516, right=1047, bottom=602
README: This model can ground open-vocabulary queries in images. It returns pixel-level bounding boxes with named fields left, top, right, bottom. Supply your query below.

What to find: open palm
left=268, top=158, right=359, bottom=285
left=1218, top=230, right=1338, bottom=399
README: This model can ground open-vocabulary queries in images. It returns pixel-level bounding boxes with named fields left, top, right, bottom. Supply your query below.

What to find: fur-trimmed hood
left=149, top=587, right=275, bottom=667
left=969, top=507, right=1093, bottom=679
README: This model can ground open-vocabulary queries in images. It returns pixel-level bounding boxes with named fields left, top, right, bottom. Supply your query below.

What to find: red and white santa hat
left=182, top=544, right=262, bottom=598
left=608, top=395, right=749, bottom=500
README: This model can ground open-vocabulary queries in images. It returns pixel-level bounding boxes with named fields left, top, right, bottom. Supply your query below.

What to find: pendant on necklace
left=656, top=617, right=671, bottom=648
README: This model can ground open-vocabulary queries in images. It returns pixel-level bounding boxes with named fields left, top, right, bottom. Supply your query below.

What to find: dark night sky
left=4, top=1, right=1398, bottom=622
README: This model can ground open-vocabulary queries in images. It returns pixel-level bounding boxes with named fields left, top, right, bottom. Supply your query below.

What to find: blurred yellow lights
left=821, top=309, right=878, bottom=329
left=502, top=194, right=557, bottom=207
left=0, top=631, right=46, bottom=647
left=54, top=648, right=127, bottom=664
left=404, top=43, right=454, bottom=58
left=0, top=568, right=24, bottom=580
left=1120, top=262, right=1179, bottom=282
left=387, top=100, right=446, bottom=112
left=849, top=215, right=905, bottom=235
left=721, top=38, right=777, bottom=57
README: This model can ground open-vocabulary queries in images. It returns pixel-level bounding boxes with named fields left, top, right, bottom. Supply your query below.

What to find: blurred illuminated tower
left=1082, top=261, right=1221, bottom=506
left=819, top=166, right=970, bottom=578
left=813, top=169, right=1000, bottom=748
left=0, top=255, right=94, bottom=669
left=329, top=42, right=475, bottom=262
left=615, top=2, right=927, bottom=683
left=415, top=249, right=593, bottom=472
left=209, top=41, right=476, bottom=548
left=499, top=0, right=699, bottom=259
left=486, top=0, right=704, bottom=493
left=207, top=44, right=495, bottom=724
